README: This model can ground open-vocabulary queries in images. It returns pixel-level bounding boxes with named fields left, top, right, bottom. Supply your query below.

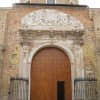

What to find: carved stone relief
left=22, top=9, right=84, bottom=31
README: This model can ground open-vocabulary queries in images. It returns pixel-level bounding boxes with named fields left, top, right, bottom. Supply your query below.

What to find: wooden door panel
left=31, top=47, right=72, bottom=100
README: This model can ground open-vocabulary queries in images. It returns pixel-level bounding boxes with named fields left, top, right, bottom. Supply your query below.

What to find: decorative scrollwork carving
left=22, top=9, right=84, bottom=31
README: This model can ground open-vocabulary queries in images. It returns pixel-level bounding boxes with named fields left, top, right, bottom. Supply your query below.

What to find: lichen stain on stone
left=10, top=44, right=20, bottom=65
left=83, top=43, right=96, bottom=68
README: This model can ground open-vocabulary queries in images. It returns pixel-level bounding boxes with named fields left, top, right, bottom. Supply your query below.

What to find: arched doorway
left=30, top=47, right=72, bottom=100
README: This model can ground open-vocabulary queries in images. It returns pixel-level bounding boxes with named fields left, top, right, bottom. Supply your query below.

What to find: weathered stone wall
left=0, top=4, right=99, bottom=100
left=1, top=5, right=91, bottom=100
left=0, top=8, right=8, bottom=100
left=89, top=9, right=100, bottom=99
left=82, top=9, right=96, bottom=78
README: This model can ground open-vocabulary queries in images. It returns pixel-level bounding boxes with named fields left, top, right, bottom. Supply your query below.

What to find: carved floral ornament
left=21, top=9, right=85, bottom=31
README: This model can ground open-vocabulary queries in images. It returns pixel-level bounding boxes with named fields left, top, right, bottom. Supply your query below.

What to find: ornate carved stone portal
left=19, top=9, right=85, bottom=100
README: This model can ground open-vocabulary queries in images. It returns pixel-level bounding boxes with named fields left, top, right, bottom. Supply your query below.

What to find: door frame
left=28, top=44, right=75, bottom=100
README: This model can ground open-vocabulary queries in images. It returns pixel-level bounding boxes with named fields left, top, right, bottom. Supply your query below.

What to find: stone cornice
left=14, top=3, right=88, bottom=8
left=19, top=29, right=84, bottom=46
left=19, top=29, right=84, bottom=38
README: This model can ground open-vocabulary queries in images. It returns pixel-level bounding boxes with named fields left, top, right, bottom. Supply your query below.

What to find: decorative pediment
left=22, top=9, right=84, bottom=31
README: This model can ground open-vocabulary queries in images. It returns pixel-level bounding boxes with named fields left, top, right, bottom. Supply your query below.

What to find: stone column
left=13, top=43, right=30, bottom=100
left=74, top=44, right=85, bottom=79
left=19, top=43, right=30, bottom=79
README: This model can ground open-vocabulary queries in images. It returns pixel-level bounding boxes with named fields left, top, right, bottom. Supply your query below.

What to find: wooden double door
left=31, top=47, right=72, bottom=100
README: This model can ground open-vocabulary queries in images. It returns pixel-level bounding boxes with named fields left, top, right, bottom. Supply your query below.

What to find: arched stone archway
left=27, top=44, right=75, bottom=100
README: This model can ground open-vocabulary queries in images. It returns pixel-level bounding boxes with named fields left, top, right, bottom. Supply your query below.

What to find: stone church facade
left=0, top=0, right=100, bottom=100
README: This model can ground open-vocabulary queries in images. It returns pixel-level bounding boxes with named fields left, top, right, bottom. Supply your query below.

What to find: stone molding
left=19, top=29, right=84, bottom=45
